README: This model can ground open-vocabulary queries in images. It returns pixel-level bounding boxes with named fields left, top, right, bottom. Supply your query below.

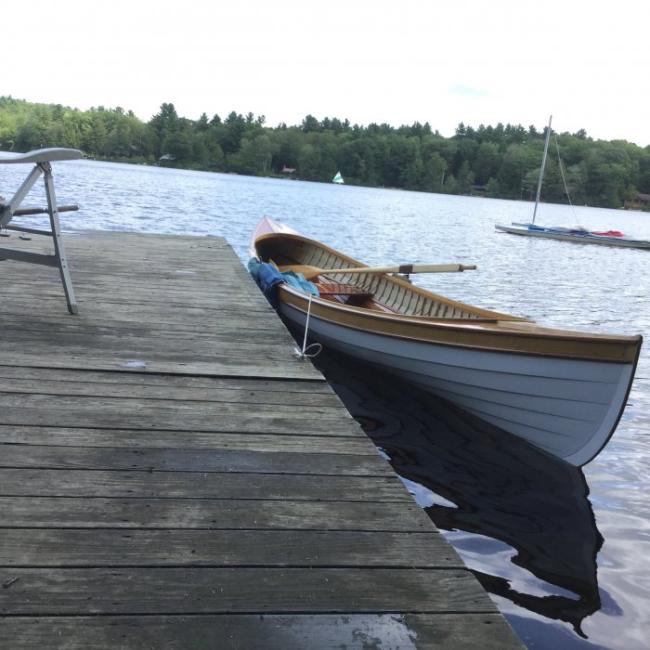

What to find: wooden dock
left=0, top=231, right=522, bottom=649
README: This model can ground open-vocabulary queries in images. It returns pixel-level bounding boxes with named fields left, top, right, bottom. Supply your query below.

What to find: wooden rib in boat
left=252, top=217, right=642, bottom=466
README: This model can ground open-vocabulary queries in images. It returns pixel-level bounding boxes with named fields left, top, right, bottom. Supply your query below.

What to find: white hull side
left=495, top=224, right=650, bottom=249
left=280, top=302, right=634, bottom=466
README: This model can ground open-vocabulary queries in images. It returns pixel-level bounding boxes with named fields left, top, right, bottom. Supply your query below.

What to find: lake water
left=2, top=160, right=649, bottom=649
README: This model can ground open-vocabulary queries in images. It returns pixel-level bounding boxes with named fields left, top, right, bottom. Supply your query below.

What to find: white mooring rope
left=294, top=292, right=323, bottom=360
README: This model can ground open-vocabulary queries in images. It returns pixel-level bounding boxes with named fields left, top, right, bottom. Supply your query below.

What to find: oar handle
left=391, top=263, right=477, bottom=274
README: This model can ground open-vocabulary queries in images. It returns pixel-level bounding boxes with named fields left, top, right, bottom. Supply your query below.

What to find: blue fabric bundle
left=248, top=258, right=318, bottom=308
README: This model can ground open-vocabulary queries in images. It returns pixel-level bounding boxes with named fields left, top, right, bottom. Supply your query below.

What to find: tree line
left=1, top=95, right=649, bottom=209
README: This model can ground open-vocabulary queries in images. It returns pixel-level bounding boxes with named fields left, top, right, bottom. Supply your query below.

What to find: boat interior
left=255, top=233, right=524, bottom=323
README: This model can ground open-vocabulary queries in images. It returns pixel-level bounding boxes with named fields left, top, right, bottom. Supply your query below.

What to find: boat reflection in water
left=312, top=348, right=604, bottom=644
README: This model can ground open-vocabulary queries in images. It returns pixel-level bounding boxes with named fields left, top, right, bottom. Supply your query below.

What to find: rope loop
left=294, top=292, right=322, bottom=360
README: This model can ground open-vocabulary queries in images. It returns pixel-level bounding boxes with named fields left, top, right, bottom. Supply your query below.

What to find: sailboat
left=495, top=117, right=650, bottom=249
left=332, top=170, right=344, bottom=184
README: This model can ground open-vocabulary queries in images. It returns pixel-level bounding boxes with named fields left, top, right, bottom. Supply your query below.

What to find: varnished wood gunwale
left=277, top=283, right=641, bottom=364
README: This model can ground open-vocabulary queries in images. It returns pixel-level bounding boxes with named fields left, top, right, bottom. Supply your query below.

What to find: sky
left=4, top=0, right=650, bottom=145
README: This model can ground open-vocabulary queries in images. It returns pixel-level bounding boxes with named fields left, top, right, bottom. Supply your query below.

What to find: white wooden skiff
left=253, top=217, right=642, bottom=466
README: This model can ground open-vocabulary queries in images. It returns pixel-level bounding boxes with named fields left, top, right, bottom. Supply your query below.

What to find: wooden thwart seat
left=312, top=278, right=399, bottom=311
left=0, top=147, right=82, bottom=314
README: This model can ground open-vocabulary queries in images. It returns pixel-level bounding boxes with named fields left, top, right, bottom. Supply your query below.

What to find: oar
left=280, top=263, right=477, bottom=279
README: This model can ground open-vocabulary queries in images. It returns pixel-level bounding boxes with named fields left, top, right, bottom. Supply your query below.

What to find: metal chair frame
left=0, top=148, right=82, bottom=314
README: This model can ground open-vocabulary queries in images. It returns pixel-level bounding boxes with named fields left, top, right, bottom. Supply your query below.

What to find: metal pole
left=532, top=114, right=552, bottom=224
left=42, top=162, right=78, bottom=314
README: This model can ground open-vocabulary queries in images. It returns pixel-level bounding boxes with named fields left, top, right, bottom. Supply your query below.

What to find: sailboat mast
left=532, top=114, right=552, bottom=224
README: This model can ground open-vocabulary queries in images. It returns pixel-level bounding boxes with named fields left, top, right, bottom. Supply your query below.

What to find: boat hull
left=279, top=290, right=638, bottom=467
left=253, top=216, right=642, bottom=466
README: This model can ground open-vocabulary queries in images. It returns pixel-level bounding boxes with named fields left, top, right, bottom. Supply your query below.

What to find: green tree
left=220, top=111, right=246, bottom=154
left=498, top=144, right=539, bottom=199
left=456, top=160, right=475, bottom=194
left=230, top=134, right=275, bottom=175
left=297, top=143, right=321, bottom=179
left=474, top=142, right=500, bottom=185
left=419, top=151, right=447, bottom=192
left=1, top=95, right=648, bottom=209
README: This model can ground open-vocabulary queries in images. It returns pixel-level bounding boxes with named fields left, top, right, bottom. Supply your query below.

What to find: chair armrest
left=0, top=148, right=82, bottom=165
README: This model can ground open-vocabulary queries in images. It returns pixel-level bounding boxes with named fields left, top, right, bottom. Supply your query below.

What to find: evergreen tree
left=1, top=95, right=647, bottom=209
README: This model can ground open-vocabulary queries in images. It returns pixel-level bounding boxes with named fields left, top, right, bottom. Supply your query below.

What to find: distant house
left=158, top=153, right=175, bottom=162
left=281, top=165, right=296, bottom=175
left=625, top=192, right=650, bottom=211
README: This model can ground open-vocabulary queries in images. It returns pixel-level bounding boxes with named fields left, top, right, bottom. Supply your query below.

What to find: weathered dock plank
left=0, top=468, right=409, bottom=501
left=0, top=426, right=377, bottom=454
left=0, top=529, right=456, bottom=567
left=1, top=614, right=519, bottom=650
left=0, top=498, right=432, bottom=531
left=0, top=365, right=333, bottom=391
left=0, top=444, right=393, bottom=475
left=0, top=373, right=340, bottom=405
left=0, top=231, right=522, bottom=648
left=0, top=392, right=363, bottom=435
left=0, top=567, right=490, bottom=614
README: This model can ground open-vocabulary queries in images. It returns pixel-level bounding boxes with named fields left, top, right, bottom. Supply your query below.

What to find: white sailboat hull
left=495, top=224, right=650, bottom=249
left=280, top=301, right=635, bottom=466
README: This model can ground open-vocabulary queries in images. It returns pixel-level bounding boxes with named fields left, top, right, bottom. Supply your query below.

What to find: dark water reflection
left=312, top=348, right=606, bottom=648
